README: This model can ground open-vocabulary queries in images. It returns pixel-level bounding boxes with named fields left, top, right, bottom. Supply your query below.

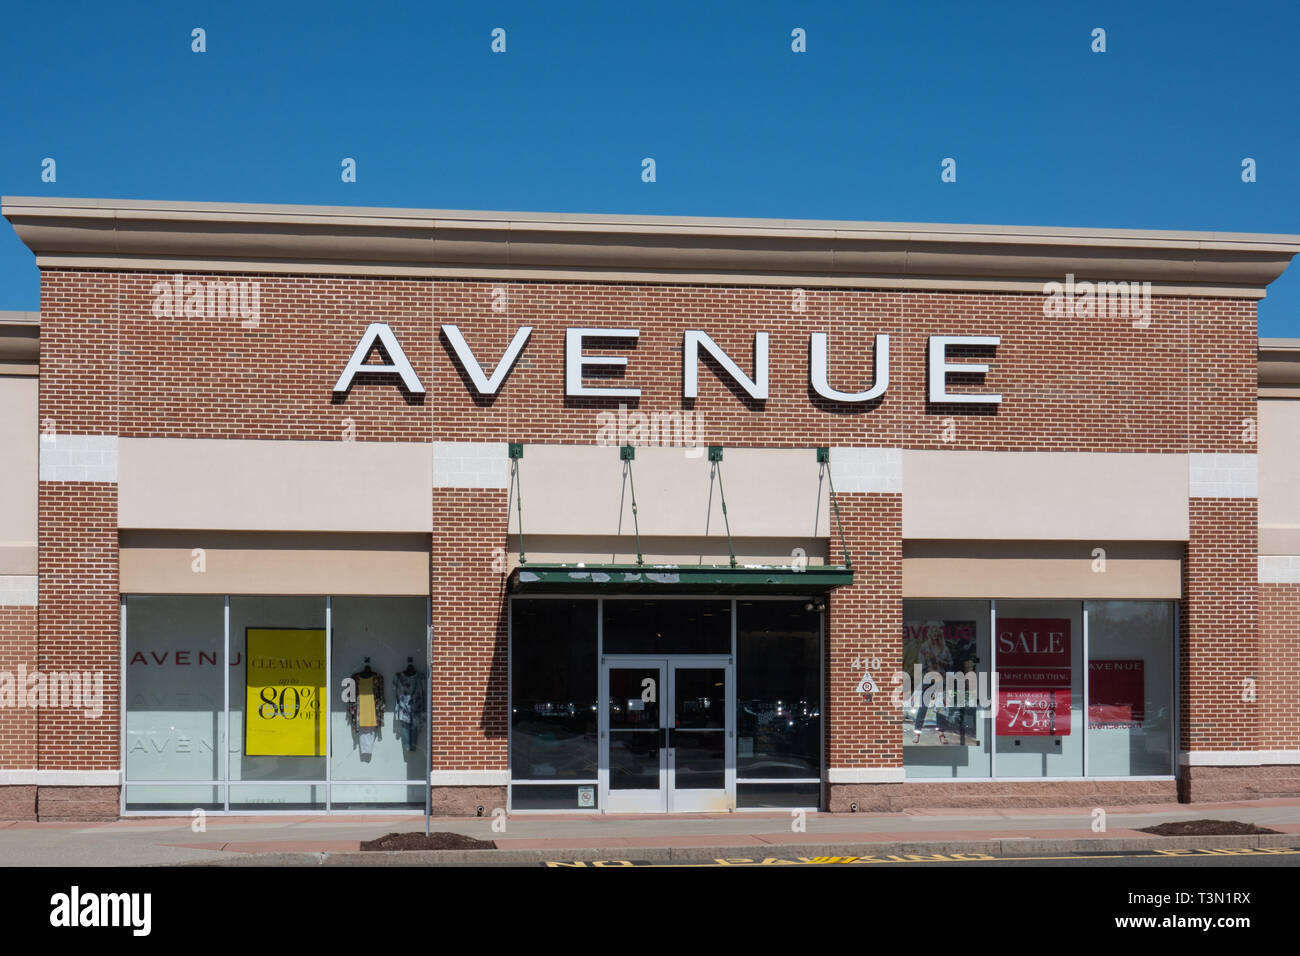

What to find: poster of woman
left=902, top=620, right=980, bottom=746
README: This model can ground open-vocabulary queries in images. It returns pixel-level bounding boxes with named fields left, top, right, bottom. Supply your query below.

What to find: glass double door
left=601, top=657, right=735, bottom=812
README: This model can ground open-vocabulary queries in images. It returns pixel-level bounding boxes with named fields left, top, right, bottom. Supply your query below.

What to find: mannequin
left=346, top=657, right=384, bottom=758
left=393, top=657, right=425, bottom=752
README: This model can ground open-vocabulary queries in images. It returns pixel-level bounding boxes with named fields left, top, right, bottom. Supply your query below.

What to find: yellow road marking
left=545, top=847, right=1300, bottom=867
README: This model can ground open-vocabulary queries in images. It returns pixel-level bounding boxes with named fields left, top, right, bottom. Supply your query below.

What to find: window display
left=902, top=599, right=1174, bottom=780
left=245, top=628, right=326, bottom=757
left=123, top=594, right=428, bottom=812
left=1086, top=601, right=1174, bottom=776
left=902, top=601, right=993, bottom=778
left=993, top=601, right=1084, bottom=777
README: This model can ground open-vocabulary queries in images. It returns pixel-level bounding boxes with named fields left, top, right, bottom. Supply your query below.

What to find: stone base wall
left=1178, top=764, right=1300, bottom=802
left=0, top=785, right=37, bottom=820
left=828, top=779, right=1178, bottom=811
left=428, top=786, right=507, bottom=817
left=35, top=785, right=119, bottom=821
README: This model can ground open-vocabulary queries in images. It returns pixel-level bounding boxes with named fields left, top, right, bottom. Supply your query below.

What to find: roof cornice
left=1260, top=338, right=1300, bottom=392
left=4, top=196, right=1300, bottom=297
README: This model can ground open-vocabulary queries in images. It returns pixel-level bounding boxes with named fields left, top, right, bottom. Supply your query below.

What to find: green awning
left=508, top=563, right=853, bottom=594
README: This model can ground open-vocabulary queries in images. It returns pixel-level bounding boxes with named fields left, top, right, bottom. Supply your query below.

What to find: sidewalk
left=1, top=798, right=1298, bottom=866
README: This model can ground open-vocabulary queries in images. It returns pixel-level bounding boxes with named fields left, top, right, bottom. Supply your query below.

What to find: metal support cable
left=821, top=459, right=852, bottom=570
left=622, top=458, right=645, bottom=566
left=507, top=444, right=525, bottom=566
left=712, top=461, right=738, bottom=568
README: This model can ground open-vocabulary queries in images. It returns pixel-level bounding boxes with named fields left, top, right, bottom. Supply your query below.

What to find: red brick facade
left=1259, top=583, right=1300, bottom=751
left=0, top=607, right=37, bottom=776
left=431, top=487, right=510, bottom=772
left=8, top=263, right=1289, bottom=816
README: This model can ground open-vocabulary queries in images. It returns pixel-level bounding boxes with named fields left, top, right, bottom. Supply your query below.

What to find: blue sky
left=1, top=1, right=1297, bottom=334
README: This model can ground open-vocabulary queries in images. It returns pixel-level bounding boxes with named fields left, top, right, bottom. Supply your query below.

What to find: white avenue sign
left=331, top=323, right=1003, bottom=406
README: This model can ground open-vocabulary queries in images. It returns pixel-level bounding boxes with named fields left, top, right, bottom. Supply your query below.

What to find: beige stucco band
left=519, top=445, right=833, bottom=539
left=902, top=541, right=1183, bottom=599
left=902, top=451, right=1190, bottom=541
left=118, top=438, right=434, bottom=532
left=119, top=531, right=431, bottom=595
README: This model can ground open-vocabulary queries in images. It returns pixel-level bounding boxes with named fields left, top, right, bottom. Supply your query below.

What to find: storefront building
left=1, top=197, right=1298, bottom=819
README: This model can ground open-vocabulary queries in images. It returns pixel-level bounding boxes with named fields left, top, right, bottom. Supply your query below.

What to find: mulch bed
left=1137, top=819, right=1280, bottom=836
left=359, top=831, right=497, bottom=851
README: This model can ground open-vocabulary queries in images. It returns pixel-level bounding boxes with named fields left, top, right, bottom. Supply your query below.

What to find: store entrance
left=600, top=657, right=734, bottom=812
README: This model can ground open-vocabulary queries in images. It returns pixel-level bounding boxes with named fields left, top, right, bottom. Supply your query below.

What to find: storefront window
left=602, top=599, right=731, bottom=654
left=736, top=600, right=821, bottom=803
left=329, top=596, right=427, bottom=808
left=228, top=596, right=327, bottom=810
left=1086, top=601, right=1175, bottom=776
left=510, top=599, right=598, bottom=798
left=902, top=600, right=993, bottom=778
left=992, top=600, right=1085, bottom=777
left=123, top=595, right=225, bottom=810
left=124, top=594, right=428, bottom=812
left=904, top=598, right=1174, bottom=780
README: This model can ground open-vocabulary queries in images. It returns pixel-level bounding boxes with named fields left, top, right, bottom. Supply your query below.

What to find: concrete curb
left=179, top=832, right=1299, bottom=866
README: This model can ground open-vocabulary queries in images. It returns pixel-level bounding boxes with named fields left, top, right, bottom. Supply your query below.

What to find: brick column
left=1257, top=577, right=1300, bottom=796
left=0, top=593, right=38, bottom=820
left=1180, top=476, right=1260, bottom=800
left=429, top=442, right=511, bottom=814
left=33, top=272, right=121, bottom=820
left=824, top=479, right=903, bottom=811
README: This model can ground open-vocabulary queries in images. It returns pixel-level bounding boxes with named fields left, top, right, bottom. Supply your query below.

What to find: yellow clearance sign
left=245, top=628, right=327, bottom=756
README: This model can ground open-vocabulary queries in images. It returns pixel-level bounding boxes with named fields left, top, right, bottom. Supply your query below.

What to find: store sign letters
left=333, top=322, right=1002, bottom=405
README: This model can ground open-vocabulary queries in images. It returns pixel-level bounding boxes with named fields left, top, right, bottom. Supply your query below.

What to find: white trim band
left=0, top=575, right=37, bottom=607
left=826, top=768, right=906, bottom=784
left=1259, top=555, right=1300, bottom=584
left=830, top=447, right=902, bottom=494
left=1179, top=750, right=1300, bottom=767
left=429, top=770, right=509, bottom=786
left=38, top=434, right=119, bottom=483
left=1188, top=453, right=1257, bottom=498
left=432, top=442, right=510, bottom=489
left=0, top=770, right=121, bottom=786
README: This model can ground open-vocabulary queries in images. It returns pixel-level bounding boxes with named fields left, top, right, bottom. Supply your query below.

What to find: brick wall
left=431, top=487, right=510, bottom=773
left=824, top=491, right=902, bottom=767
left=19, top=266, right=1279, bottom=813
left=1259, top=583, right=1300, bottom=750
left=37, top=482, right=119, bottom=770
left=38, top=270, right=1253, bottom=452
left=0, top=607, right=38, bottom=775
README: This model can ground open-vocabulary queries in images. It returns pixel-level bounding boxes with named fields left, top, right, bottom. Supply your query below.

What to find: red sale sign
left=1089, top=659, right=1145, bottom=727
left=996, top=618, right=1072, bottom=736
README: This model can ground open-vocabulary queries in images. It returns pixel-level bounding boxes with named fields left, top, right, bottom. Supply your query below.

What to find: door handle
left=660, top=727, right=669, bottom=749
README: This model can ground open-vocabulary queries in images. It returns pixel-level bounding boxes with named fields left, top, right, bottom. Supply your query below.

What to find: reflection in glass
left=610, top=732, right=661, bottom=790
left=124, top=596, right=225, bottom=803
left=609, top=668, right=661, bottom=729
left=1086, top=601, right=1174, bottom=777
left=510, top=600, right=598, bottom=781
left=603, top=600, right=731, bottom=654
left=675, top=668, right=724, bottom=729
left=737, top=601, right=820, bottom=779
left=673, top=730, right=724, bottom=789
